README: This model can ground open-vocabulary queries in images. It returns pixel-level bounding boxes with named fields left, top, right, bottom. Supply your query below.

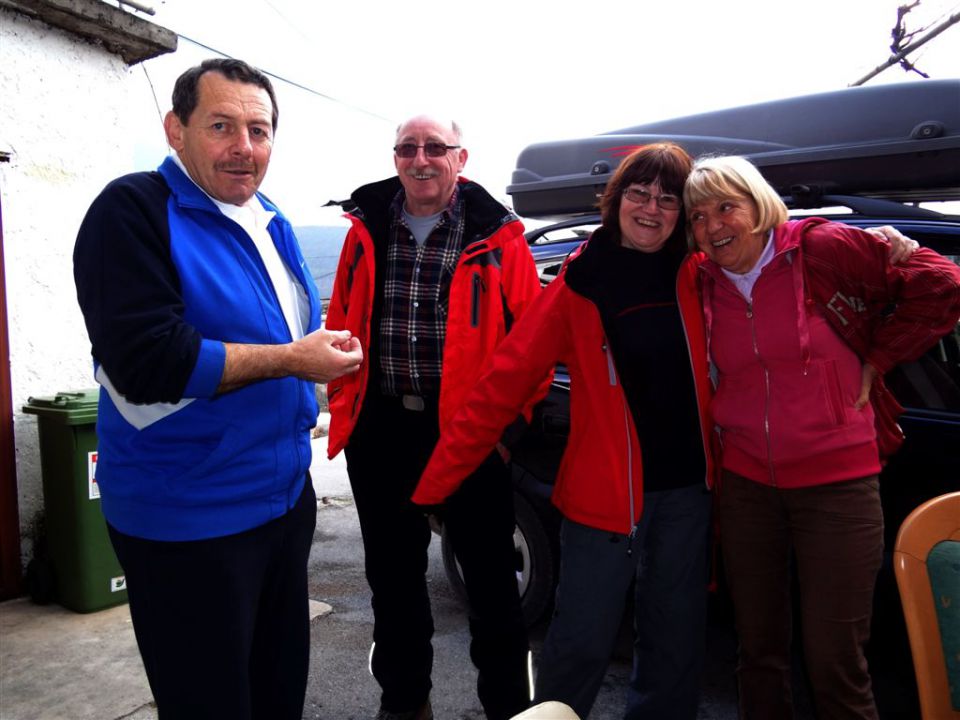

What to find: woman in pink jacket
left=685, top=155, right=960, bottom=720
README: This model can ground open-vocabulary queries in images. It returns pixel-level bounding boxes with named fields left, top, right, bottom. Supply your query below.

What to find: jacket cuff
left=411, top=483, right=444, bottom=506
left=183, top=339, right=226, bottom=398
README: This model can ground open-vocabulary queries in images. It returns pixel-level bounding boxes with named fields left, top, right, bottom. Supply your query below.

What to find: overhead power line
left=177, top=33, right=395, bottom=124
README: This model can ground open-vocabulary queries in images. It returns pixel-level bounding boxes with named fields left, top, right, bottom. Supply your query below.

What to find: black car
left=443, top=203, right=960, bottom=608
left=438, top=80, right=960, bottom=715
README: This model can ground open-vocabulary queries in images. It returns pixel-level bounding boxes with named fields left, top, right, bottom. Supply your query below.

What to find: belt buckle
left=402, top=394, right=425, bottom=412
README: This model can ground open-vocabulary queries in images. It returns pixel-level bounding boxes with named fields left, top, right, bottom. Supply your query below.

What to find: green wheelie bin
left=23, top=389, right=127, bottom=612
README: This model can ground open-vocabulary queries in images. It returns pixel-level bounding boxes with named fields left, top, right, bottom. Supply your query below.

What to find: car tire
left=441, top=491, right=556, bottom=628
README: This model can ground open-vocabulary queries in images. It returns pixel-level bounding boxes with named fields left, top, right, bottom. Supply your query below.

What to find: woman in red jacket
left=413, top=143, right=717, bottom=720
left=685, top=155, right=960, bottom=720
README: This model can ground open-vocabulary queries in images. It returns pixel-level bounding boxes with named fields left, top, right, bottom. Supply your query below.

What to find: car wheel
left=441, top=491, right=556, bottom=627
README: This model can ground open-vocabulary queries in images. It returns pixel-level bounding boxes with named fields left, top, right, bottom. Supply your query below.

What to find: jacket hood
left=697, top=217, right=829, bottom=283
left=347, top=176, right=518, bottom=249
left=776, top=217, right=829, bottom=253
left=562, top=225, right=618, bottom=300
left=563, top=225, right=688, bottom=301
left=699, top=217, right=833, bottom=378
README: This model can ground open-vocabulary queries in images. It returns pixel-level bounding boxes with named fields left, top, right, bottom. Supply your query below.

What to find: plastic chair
left=509, top=701, right=580, bottom=719
left=894, top=490, right=960, bottom=720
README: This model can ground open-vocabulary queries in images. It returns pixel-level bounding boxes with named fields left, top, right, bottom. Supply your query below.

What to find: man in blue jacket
left=73, top=58, right=363, bottom=719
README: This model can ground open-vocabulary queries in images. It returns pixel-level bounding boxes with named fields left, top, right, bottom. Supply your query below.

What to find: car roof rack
left=508, top=80, right=960, bottom=218
left=786, top=193, right=944, bottom=219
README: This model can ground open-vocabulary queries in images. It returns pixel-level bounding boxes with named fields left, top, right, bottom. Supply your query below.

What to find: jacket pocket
left=471, top=274, right=485, bottom=328
left=820, top=359, right=847, bottom=426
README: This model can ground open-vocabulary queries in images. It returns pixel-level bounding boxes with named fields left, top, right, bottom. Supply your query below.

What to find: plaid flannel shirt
left=378, top=186, right=466, bottom=397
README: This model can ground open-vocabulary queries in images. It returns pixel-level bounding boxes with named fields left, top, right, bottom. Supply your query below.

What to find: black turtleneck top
left=592, top=237, right=706, bottom=491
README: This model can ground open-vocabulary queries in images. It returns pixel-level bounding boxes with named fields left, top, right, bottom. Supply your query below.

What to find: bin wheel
left=25, top=557, right=56, bottom=605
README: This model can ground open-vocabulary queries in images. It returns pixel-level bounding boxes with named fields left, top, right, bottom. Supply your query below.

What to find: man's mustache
left=216, top=162, right=257, bottom=172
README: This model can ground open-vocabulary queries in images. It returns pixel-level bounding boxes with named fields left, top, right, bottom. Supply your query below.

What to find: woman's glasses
left=622, top=187, right=682, bottom=211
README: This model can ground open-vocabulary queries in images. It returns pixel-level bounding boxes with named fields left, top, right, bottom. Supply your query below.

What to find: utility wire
left=259, top=0, right=317, bottom=51
left=924, top=1, right=960, bottom=30
left=177, top=33, right=395, bottom=124
left=140, top=63, right=164, bottom=129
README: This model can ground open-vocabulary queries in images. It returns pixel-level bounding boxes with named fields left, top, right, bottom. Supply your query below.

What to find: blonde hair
left=683, top=156, right=788, bottom=245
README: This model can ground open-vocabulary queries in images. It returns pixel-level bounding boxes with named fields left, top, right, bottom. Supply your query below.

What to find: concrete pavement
left=0, top=414, right=753, bottom=720
left=0, top=419, right=345, bottom=720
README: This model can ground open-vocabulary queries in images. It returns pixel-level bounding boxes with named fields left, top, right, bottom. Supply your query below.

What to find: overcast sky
left=129, top=0, right=959, bottom=224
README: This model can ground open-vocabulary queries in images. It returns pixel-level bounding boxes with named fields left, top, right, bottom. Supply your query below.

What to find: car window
left=536, top=259, right=564, bottom=286
left=528, top=222, right=598, bottom=285
left=529, top=224, right=599, bottom=246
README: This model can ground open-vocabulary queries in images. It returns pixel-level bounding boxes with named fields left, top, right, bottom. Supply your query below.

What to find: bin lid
left=23, top=389, right=99, bottom=425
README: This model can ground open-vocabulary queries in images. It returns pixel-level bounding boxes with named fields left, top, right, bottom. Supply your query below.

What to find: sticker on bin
left=88, top=451, right=99, bottom=500
left=111, top=575, right=127, bottom=593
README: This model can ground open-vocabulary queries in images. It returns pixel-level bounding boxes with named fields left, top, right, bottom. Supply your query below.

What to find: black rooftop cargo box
left=507, top=80, right=960, bottom=218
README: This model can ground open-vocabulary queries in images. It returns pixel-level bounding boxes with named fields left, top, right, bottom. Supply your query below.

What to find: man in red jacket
left=325, top=116, right=543, bottom=720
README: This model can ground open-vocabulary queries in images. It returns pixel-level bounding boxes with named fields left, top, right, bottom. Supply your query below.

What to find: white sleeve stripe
left=95, top=366, right=194, bottom=431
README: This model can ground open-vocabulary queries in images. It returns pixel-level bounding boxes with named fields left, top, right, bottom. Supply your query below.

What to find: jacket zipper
left=747, top=302, right=776, bottom=486
left=603, top=341, right=637, bottom=554
left=677, top=278, right=711, bottom=490
left=471, top=274, right=485, bottom=327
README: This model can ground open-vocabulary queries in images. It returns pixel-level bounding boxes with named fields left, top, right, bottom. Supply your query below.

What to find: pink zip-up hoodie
left=700, top=221, right=881, bottom=488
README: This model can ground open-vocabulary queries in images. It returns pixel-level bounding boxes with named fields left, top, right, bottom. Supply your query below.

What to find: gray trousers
left=534, top=484, right=712, bottom=719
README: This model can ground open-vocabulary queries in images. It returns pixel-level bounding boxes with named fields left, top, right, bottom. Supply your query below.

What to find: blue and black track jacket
left=73, top=157, right=321, bottom=541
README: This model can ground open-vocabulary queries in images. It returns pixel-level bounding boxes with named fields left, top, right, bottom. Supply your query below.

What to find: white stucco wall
left=0, top=7, right=137, bottom=563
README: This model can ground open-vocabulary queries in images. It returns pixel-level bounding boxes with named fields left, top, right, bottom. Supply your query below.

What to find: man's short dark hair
left=171, top=58, right=279, bottom=131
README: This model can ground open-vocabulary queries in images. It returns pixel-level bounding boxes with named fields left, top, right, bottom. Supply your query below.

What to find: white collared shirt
left=171, top=153, right=308, bottom=340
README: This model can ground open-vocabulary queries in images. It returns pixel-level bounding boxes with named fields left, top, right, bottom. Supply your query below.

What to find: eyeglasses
left=393, top=142, right=461, bottom=158
left=622, top=187, right=682, bottom=211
